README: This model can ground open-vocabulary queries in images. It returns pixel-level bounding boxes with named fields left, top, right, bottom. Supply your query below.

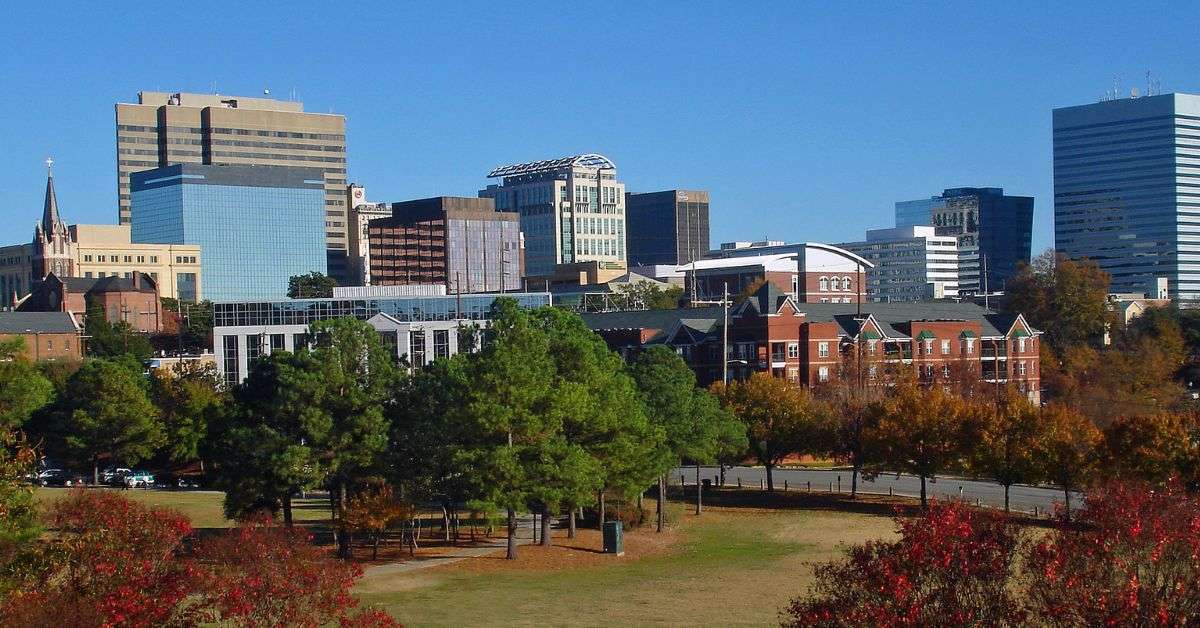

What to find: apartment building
left=583, top=282, right=1042, bottom=403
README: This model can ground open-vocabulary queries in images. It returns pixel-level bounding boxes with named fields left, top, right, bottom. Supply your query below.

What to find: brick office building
left=582, top=282, right=1041, bottom=402
left=18, top=273, right=162, bottom=333
left=685, top=243, right=871, bottom=305
left=0, top=311, right=83, bottom=361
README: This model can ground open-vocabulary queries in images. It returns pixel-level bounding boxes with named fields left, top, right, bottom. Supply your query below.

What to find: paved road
left=363, top=514, right=537, bottom=577
left=673, top=466, right=1073, bottom=515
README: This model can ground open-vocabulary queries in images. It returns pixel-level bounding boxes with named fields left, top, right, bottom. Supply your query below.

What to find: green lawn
left=32, top=488, right=332, bottom=529
left=357, top=507, right=898, bottom=627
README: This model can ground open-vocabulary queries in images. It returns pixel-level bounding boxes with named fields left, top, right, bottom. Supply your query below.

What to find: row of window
left=817, top=276, right=854, bottom=292
left=85, top=254, right=158, bottom=263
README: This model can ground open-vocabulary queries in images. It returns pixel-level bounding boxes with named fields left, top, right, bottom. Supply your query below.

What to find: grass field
left=32, top=487, right=901, bottom=626
left=357, top=505, right=898, bottom=627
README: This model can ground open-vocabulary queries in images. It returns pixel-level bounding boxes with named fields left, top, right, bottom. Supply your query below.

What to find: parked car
left=101, top=467, right=132, bottom=484
left=123, top=471, right=155, bottom=488
left=39, top=469, right=84, bottom=487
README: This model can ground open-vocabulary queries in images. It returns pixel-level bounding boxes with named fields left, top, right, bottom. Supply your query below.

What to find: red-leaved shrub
left=783, top=501, right=1024, bottom=627
left=0, top=490, right=398, bottom=628
left=1025, top=479, right=1200, bottom=624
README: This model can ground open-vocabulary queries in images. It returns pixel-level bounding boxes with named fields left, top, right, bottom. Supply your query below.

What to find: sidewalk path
left=363, top=515, right=535, bottom=577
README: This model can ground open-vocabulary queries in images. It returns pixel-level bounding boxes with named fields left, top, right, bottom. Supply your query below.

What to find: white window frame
left=818, top=341, right=829, bottom=358
left=818, top=366, right=830, bottom=382
left=940, top=339, right=951, bottom=355
left=787, top=342, right=799, bottom=359
left=965, top=338, right=975, bottom=355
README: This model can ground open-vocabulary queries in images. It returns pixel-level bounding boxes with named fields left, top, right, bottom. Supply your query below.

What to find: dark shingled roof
left=59, top=275, right=157, bottom=294
left=581, top=301, right=1035, bottom=340
left=0, top=311, right=79, bottom=334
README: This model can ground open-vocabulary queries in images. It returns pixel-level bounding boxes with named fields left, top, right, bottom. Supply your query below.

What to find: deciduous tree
left=1036, top=403, right=1101, bottom=515
left=0, top=341, right=53, bottom=431
left=967, top=390, right=1047, bottom=511
left=150, top=360, right=225, bottom=468
left=714, top=372, right=829, bottom=492
left=864, top=382, right=969, bottom=507
left=288, top=271, right=337, bottom=299
left=1004, top=250, right=1110, bottom=352
left=1103, top=411, right=1199, bottom=485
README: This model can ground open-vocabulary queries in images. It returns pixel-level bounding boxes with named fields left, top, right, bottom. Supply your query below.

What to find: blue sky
left=2, top=2, right=1198, bottom=254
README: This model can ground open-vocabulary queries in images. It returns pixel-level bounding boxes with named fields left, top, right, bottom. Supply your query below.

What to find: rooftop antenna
left=263, top=87, right=271, bottom=96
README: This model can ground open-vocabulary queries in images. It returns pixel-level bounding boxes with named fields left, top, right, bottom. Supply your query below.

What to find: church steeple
left=41, top=157, right=61, bottom=236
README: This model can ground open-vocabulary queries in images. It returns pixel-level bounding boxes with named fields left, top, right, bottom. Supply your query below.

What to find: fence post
left=807, top=481, right=811, bottom=492
left=829, top=481, right=833, bottom=492
left=737, top=477, right=742, bottom=488
left=784, top=480, right=788, bottom=491
left=837, top=475, right=841, bottom=493
left=760, top=478, right=764, bottom=490
left=680, top=474, right=685, bottom=486
left=889, top=486, right=893, bottom=497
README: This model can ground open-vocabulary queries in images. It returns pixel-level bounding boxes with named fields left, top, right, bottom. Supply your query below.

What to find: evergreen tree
left=60, top=359, right=163, bottom=485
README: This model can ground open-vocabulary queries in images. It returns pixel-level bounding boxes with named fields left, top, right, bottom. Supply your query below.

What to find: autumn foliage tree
left=344, top=484, right=415, bottom=560
left=713, top=372, right=829, bottom=492
left=864, top=382, right=970, bottom=507
left=1104, top=412, right=1200, bottom=485
left=1037, top=403, right=1102, bottom=515
left=784, top=501, right=1025, bottom=627
left=968, top=390, right=1048, bottom=511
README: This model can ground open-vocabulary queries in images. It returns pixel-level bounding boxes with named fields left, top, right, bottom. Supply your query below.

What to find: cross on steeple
left=45, top=157, right=53, bottom=175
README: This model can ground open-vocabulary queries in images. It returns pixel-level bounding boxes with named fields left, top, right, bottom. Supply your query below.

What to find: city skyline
left=2, top=3, right=1199, bottom=256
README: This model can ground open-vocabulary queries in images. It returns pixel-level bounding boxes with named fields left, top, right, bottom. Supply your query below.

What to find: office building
left=115, top=92, right=349, bottom=281
left=584, top=283, right=1042, bottom=403
left=1, top=165, right=200, bottom=304
left=212, top=291, right=551, bottom=384
left=895, top=187, right=1033, bottom=295
left=838, top=226, right=960, bottom=302
left=368, top=196, right=521, bottom=293
left=480, top=154, right=626, bottom=276
left=130, top=164, right=326, bottom=301
left=625, top=189, right=709, bottom=266
left=346, top=184, right=391, bottom=285
left=1054, top=93, right=1200, bottom=301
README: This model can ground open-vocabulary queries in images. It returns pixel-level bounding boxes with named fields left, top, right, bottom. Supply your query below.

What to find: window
left=222, top=336, right=239, bottom=386
left=820, top=298, right=829, bottom=303
left=245, top=334, right=263, bottom=364
left=97, top=255, right=106, bottom=262
left=940, top=339, right=950, bottom=355
left=818, top=342, right=829, bottom=358
left=137, top=256, right=145, bottom=263
left=964, top=338, right=975, bottom=355
left=150, top=256, right=158, bottom=263
left=867, top=339, right=878, bottom=354
left=1017, top=361, right=1027, bottom=376
left=84, top=272, right=93, bottom=278
left=410, top=331, right=426, bottom=367
left=269, top=334, right=285, bottom=353
left=787, top=367, right=799, bottom=383
left=922, top=339, right=933, bottom=355
left=841, top=276, right=852, bottom=291
left=771, top=342, right=786, bottom=361
left=1017, top=337, right=1027, bottom=353
left=433, top=329, right=451, bottom=359
left=817, top=366, right=830, bottom=382
left=925, top=364, right=935, bottom=377
left=868, top=365, right=878, bottom=379
left=84, top=255, right=93, bottom=262
left=292, top=333, right=309, bottom=351
left=941, top=365, right=951, bottom=378
left=819, top=276, right=828, bottom=291
left=787, top=342, right=799, bottom=358
left=123, top=256, right=132, bottom=263
left=46, top=339, right=52, bottom=349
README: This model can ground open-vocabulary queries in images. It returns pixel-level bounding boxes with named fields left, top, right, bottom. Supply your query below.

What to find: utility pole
left=982, top=255, right=990, bottom=313
left=722, top=282, right=730, bottom=384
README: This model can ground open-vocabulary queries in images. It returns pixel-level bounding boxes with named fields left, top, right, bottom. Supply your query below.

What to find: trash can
left=602, top=520, right=624, bottom=555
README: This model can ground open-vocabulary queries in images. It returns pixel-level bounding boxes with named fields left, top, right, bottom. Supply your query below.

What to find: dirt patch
left=436, top=525, right=680, bottom=575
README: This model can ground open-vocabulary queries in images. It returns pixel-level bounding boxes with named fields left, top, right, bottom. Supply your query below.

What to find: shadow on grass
left=663, top=486, right=1059, bottom=528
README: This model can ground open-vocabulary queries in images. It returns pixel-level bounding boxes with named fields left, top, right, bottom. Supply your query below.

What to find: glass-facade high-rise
left=894, top=187, right=1033, bottom=294
left=625, top=189, right=710, bottom=266
left=130, top=164, right=326, bottom=301
left=1054, top=93, right=1200, bottom=301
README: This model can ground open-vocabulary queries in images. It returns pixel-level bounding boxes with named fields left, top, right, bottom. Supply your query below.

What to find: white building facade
left=838, top=226, right=959, bottom=302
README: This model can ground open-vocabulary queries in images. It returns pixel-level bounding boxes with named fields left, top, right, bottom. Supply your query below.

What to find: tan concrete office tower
left=114, top=91, right=349, bottom=281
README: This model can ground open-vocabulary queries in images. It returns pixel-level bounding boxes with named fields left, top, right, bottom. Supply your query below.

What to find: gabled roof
left=0, top=311, right=79, bottom=334
left=580, top=307, right=722, bottom=341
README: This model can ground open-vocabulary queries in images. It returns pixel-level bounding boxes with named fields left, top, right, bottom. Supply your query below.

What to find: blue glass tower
left=1054, top=93, right=1200, bottom=301
left=130, top=164, right=327, bottom=301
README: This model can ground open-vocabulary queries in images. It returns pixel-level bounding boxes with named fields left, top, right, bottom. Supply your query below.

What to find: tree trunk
left=851, top=464, right=860, bottom=498
left=338, top=480, right=350, bottom=558
left=637, top=491, right=644, bottom=513
left=329, top=490, right=339, bottom=548
left=1063, top=487, right=1071, bottom=521
left=506, top=507, right=517, bottom=560
left=532, top=512, right=538, bottom=544
left=657, top=474, right=666, bottom=533
left=372, top=534, right=380, bottom=560
left=920, top=475, right=928, bottom=509
left=568, top=508, right=577, bottom=538
left=766, top=464, right=775, bottom=492
left=93, top=456, right=99, bottom=487
left=282, top=494, right=294, bottom=527
left=695, top=464, right=703, bottom=514
left=1004, top=484, right=1011, bottom=513
left=598, top=491, right=606, bottom=527
left=540, top=506, right=552, bottom=547
left=442, top=502, right=451, bottom=542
